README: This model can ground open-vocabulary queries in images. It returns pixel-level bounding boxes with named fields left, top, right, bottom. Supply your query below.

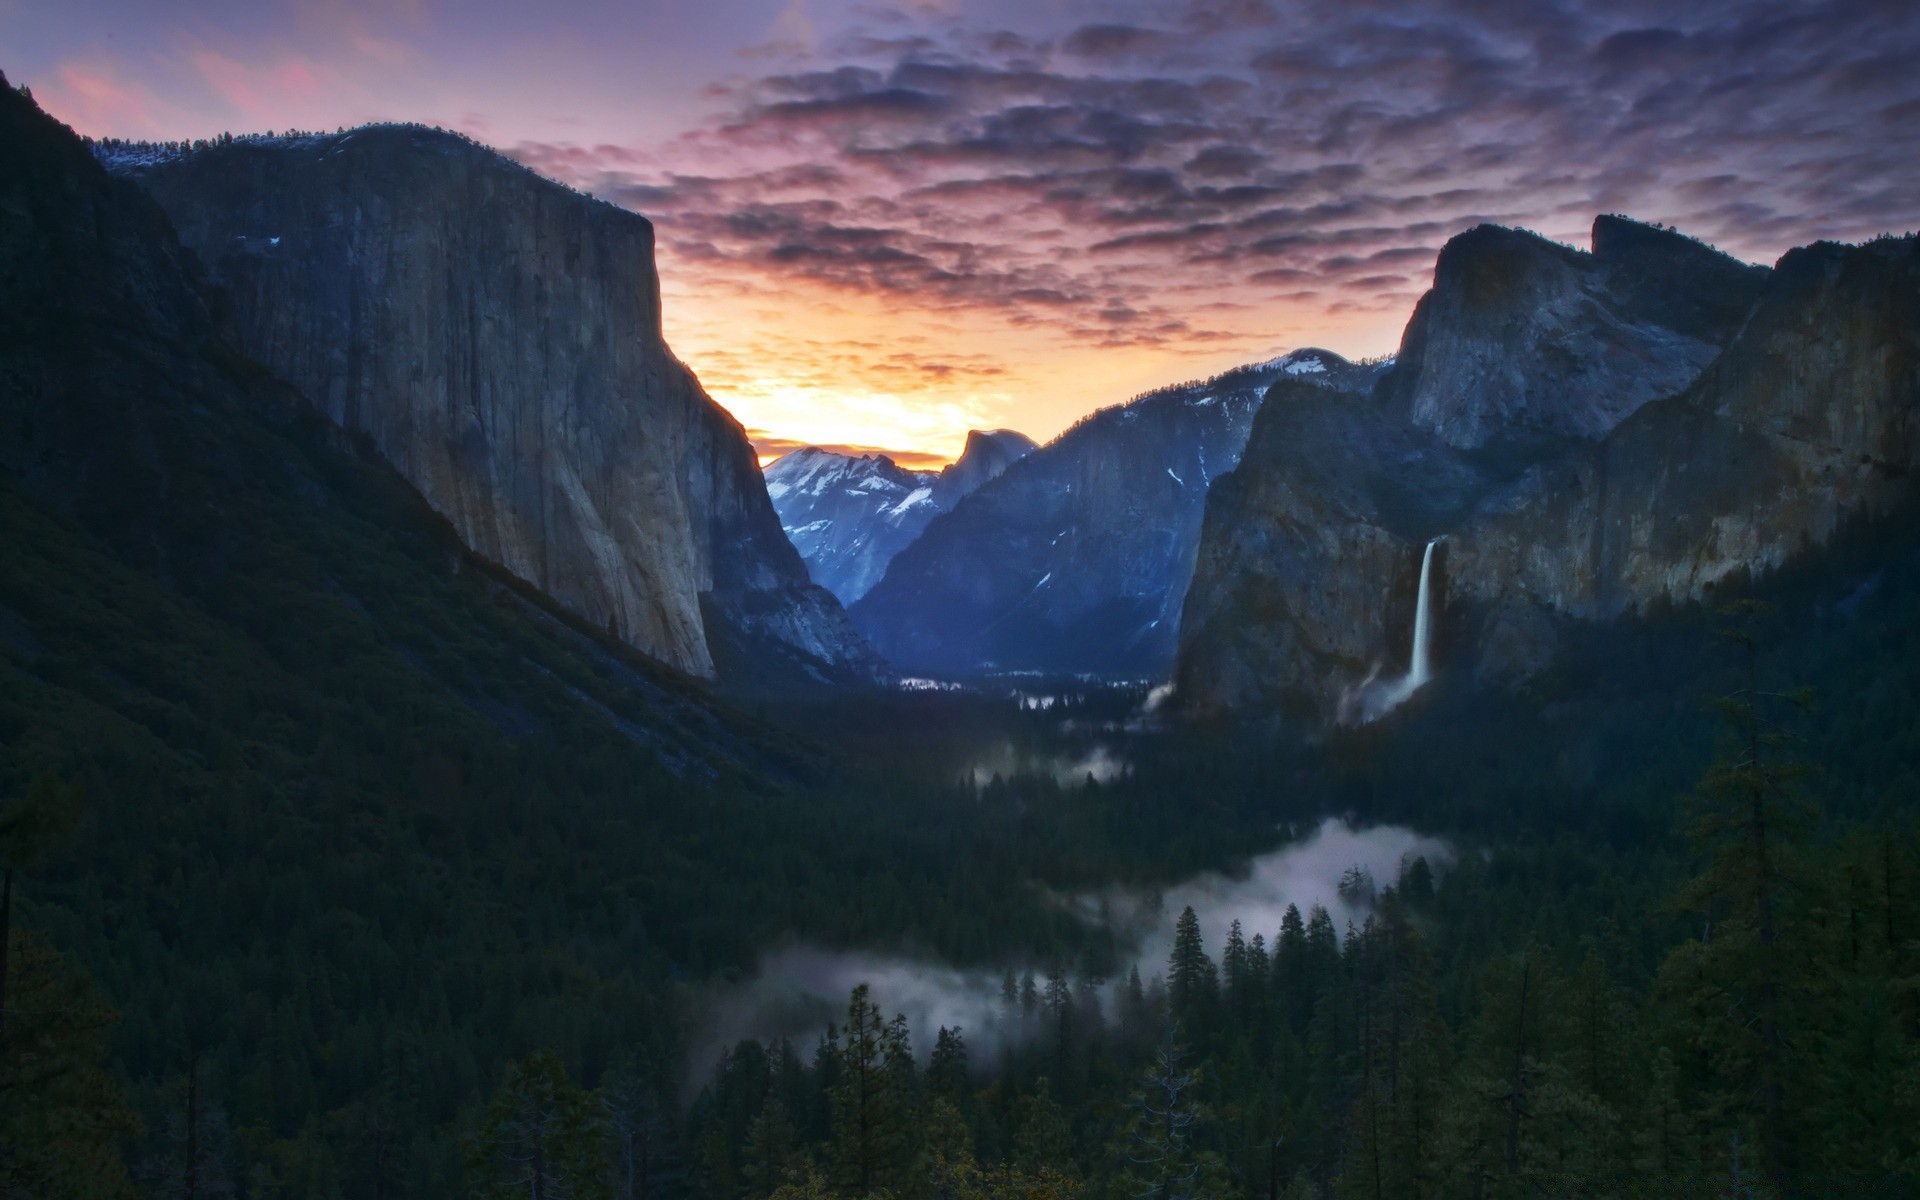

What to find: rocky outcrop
left=1175, top=219, right=1918, bottom=716
left=764, top=428, right=1034, bottom=605
left=853, top=350, right=1383, bottom=677
left=1384, top=216, right=1769, bottom=448
left=108, top=126, right=877, bottom=682
left=929, top=429, right=1037, bottom=509
left=1450, top=234, right=1920, bottom=618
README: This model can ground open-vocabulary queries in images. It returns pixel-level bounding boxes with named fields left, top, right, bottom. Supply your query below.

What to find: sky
left=9, top=0, right=1918, bottom=466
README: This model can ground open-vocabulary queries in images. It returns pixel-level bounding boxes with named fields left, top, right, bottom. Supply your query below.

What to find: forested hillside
left=665, top=504, right=1920, bottom=1199
left=4, top=60, right=1919, bottom=1200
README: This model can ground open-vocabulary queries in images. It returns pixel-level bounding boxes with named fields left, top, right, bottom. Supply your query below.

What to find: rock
left=1383, top=216, right=1769, bottom=449
left=110, top=126, right=878, bottom=683
left=854, top=350, right=1385, bottom=678
left=929, top=429, right=1039, bottom=508
left=764, top=428, right=1035, bottom=605
left=1473, top=598, right=1559, bottom=687
left=1176, top=219, right=1918, bottom=717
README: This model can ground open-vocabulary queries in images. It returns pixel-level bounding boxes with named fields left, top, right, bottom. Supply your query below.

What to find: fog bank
left=696, top=819, right=1451, bottom=1078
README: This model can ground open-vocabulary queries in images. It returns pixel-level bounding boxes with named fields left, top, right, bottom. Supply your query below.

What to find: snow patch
left=887, top=486, right=933, bottom=516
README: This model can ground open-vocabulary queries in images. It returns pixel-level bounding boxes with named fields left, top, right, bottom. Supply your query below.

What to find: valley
left=2, top=49, right=1918, bottom=1200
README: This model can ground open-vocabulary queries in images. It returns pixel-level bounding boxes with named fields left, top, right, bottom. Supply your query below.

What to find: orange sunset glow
left=11, top=0, right=1912, bottom=465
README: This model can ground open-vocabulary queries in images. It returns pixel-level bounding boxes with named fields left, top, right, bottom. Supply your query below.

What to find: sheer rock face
left=853, top=350, right=1382, bottom=678
left=115, top=126, right=876, bottom=681
left=763, top=429, right=1035, bottom=606
left=1387, top=216, right=1770, bottom=449
left=929, top=429, right=1038, bottom=509
left=1176, top=220, right=1919, bottom=716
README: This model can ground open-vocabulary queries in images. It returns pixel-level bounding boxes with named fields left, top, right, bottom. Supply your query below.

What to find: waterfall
left=1406, top=538, right=1438, bottom=689
left=1347, top=537, right=1441, bottom=722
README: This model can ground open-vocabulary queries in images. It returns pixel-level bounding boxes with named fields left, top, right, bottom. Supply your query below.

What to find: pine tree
left=601, top=1060, right=672, bottom=1200
left=1115, top=1022, right=1228, bottom=1200
left=1222, top=921, right=1252, bottom=1030
left=1274, top=904, right=1311, bottom=1036
left=470, top=1049, right=607, bottom=1200
left=0, top=930, right=138, bottom=1199
left=1167, top=908, right=1219, bottom=1032
left=1044, top=966, right=1075, bottom=1080
left=1117, top=967, right=1150, bottom=1044
left=740, top=1099, right=797, bottom=1199
left=829, top=985, right=915, bottom=1197
left=929, top=1026, right=971, bottom=1109
left=1656, top=601, right=1821, bottom=1185
left=1014, top=1078, right=1075, bottom=1177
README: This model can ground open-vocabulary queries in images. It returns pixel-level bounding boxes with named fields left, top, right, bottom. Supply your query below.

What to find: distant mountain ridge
left=764, top=429, right=1036, bottom=605
left=1175, top=216, right=1920, bottom=715
left=104, top=123, right=880, bottom=685
left=851, top=349, right=1387, bottom=677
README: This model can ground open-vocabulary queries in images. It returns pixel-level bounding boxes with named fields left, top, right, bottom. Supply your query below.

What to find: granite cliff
left=0, top=76, right=796, bottom=769
left=107, top=126, right=877, bottom=683
left=1176, top=217, right=1918, bottom=715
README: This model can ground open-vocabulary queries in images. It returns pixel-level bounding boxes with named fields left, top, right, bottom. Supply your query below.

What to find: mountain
left=0, top=74, right=803, bottom=777
left=851, top=350, right=1385, bottom=678
left=928, top=428, right=1038, bottom=507
left=1385, top=215, right=1770, bottom=449
left=1175, top=217, right=1919, bottom=715
left=763, top=428, right=1035, bottom=605
left=100, top=125, right=878, bottom=685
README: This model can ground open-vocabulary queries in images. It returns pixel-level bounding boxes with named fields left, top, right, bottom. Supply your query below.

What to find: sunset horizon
left=11, top=0, right=1910, bottom=466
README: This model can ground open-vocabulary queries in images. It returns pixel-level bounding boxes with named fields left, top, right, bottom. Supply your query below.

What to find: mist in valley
left=696, top=819, right=1452, bottom=1074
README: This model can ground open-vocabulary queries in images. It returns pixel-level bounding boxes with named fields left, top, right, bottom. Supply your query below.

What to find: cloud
left=1062, top=24, right=1173, bottom=59
left=499, top=0, right=1919, bottom=453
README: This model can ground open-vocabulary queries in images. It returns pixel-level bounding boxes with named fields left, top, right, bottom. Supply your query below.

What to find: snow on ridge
left=1284, top=356, right=1328, bottom=375
left=887, top=486, right=934, bottom=517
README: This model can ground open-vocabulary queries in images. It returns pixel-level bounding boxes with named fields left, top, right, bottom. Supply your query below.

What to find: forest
left=4, top=476, right=1919, bottom=1197
left=3, top=24, right=1917, bottom=1198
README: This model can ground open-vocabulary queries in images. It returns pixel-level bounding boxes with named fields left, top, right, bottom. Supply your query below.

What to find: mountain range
left=763, top=429, right=1035, bottom=605
left=28, top=82, right=1919, bottom=723
left=847, top=349, right=1387, bottom=678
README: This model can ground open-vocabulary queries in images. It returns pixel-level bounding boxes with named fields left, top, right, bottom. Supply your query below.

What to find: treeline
left=674, top=808, right=1919, bottom=1198
left=4, top=424, right=1920, bottom=1197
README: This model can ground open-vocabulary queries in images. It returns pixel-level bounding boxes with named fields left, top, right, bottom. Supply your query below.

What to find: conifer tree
left=1014, top=1078, right=1075, bottom=1177
left=601, top=1060, right=672, bottom=1200
left=829, top=985, right=915, bottom=1197
left=1167, top=908, right=1219, bottom=1032
left=1115, top=1022, right=1227, bottom=1200
left=471, top=1050, right=606, bottom=1200
left=740, top=1100, right=798, bottom=1199
left=0, top=931, right=137, bottom=1199
left=929, top=1026, right=970, bottom=1109
left=1656, top=601, right=1821, bottom=1186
